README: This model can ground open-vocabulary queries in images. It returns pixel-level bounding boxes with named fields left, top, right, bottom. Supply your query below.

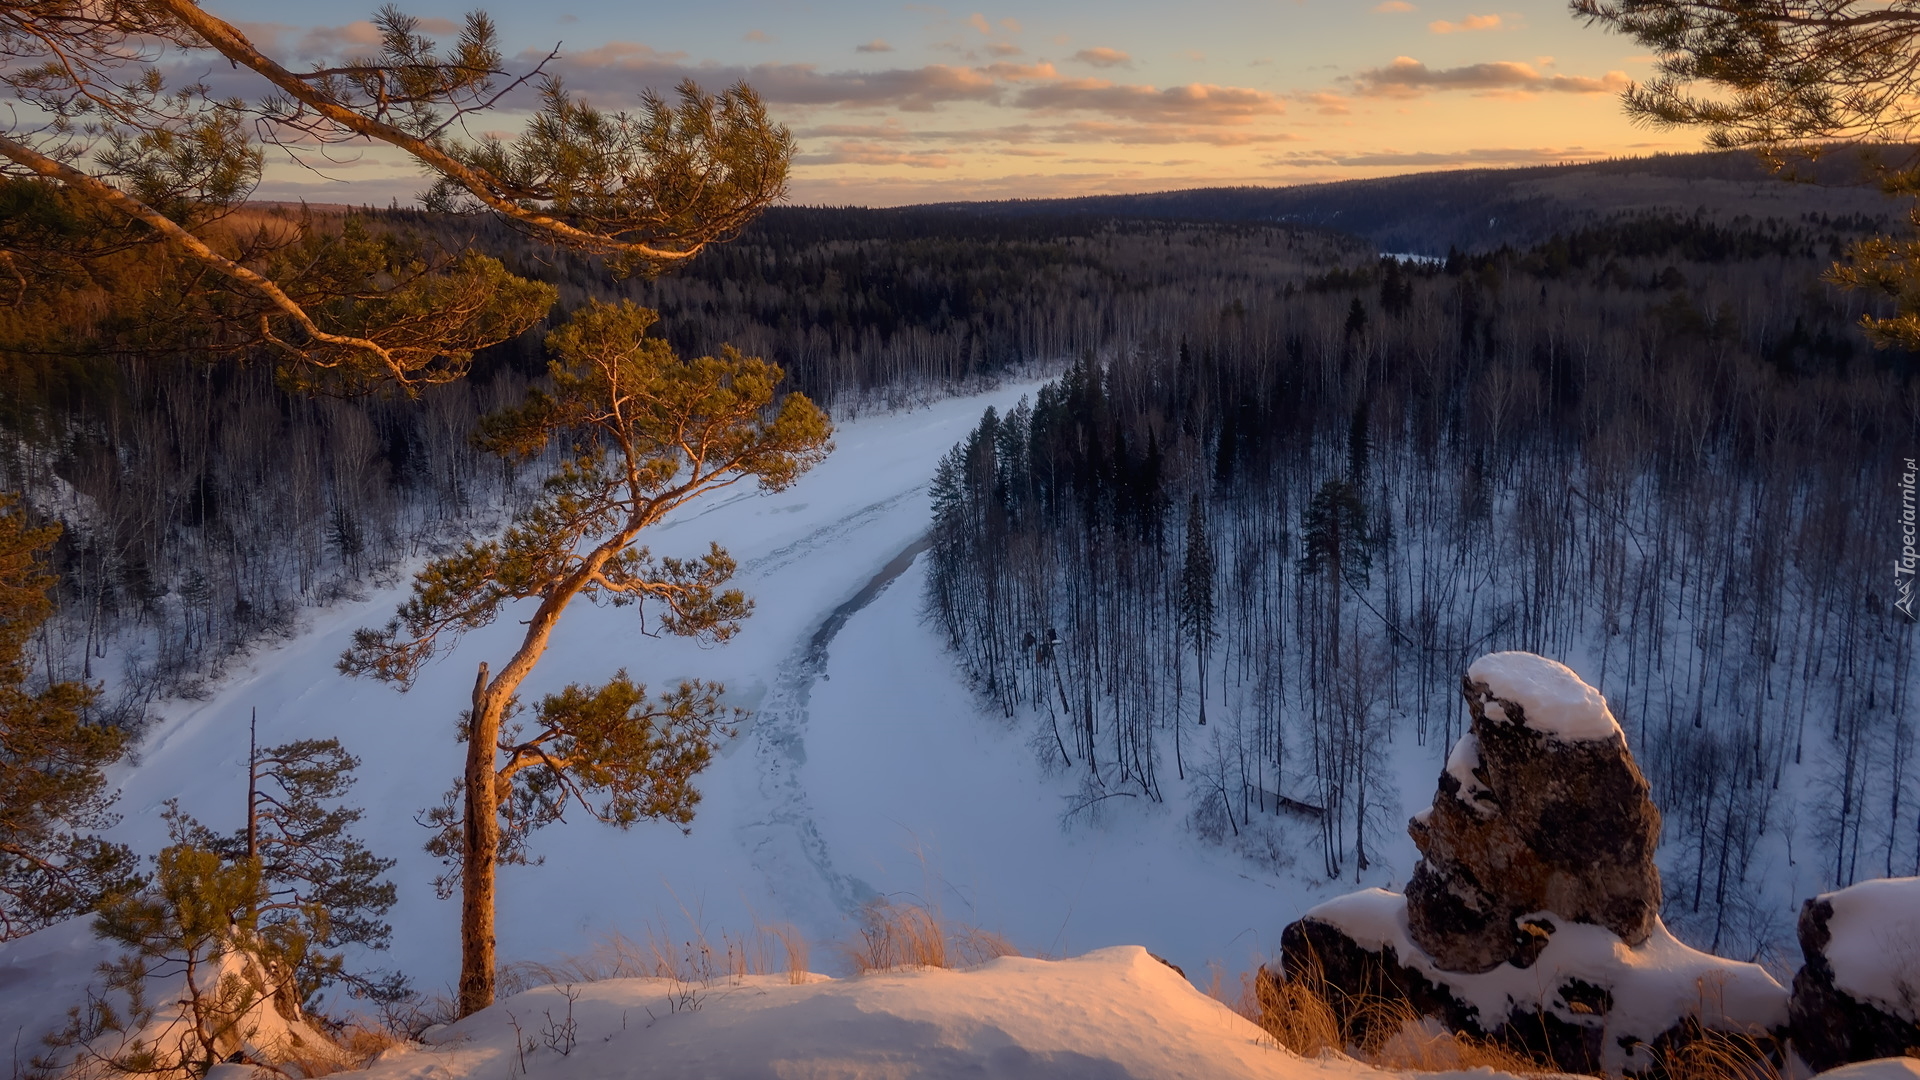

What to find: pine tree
left=340, top=300, right=832, bottom=1016
left=1300, top=478, right=1371, bottom=587
left=164, top=717, right=404, bottom=1007
left=54, top=836, right=319, bottom=1078
left=0, top=493, right=137, bottom=940
left=1178, top=494, right=1218, bottom=727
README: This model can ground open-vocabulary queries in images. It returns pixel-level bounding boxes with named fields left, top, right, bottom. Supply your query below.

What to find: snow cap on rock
left=1465, top=651, right=1619, bottom=742
left=1820, top=876, right=1920, bottom=1021
left=1789, top=875, right=1920, bottom=1070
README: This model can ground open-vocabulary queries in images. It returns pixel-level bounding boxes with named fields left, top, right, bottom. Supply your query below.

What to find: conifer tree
left=1300, top=479, right=1371, bottom=587
left=165, top=720, right=404, bottom=1007
left=50, top=831, right=328, bottom=1079
left=0, top=494, right=136, bottom=940
left=340, top=299, right=832, bottom=1016
left=1178, top=494, right=1217, bottom=727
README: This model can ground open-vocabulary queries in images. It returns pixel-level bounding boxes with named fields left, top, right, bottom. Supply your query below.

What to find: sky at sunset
left=208, top=0, right=1699, bottom=207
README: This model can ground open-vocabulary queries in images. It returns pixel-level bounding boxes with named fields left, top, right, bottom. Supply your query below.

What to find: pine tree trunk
left=459, top=661, right=501, bottom=1017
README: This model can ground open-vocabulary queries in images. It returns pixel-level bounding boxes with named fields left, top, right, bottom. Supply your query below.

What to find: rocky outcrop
left=1270, top=888, right=1787, bottom=1076
left=1788, top=877, right=1920, bottom=1072
left=1266, top=653, right=1787, bottom=1076
left=1406, top=652, right=1663, bottom=974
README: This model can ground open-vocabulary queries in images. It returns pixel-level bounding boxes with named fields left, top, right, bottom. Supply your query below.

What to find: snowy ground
left=5, top=380, right=1447, bottom=1043
left=345, top=947, right=1369, bottom=1080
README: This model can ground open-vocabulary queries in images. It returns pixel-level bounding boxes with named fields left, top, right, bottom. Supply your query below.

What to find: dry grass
left=498, top=918, right=813, bottom=995
left=1249, top=966, right=1550, bottom=1072
left=1643, top=1027, right=1783, bottom=1080
left=281, top=1022, right=403, bottom=1077
left=1230, top=952, right=1780, bottom=1080
left=841, top=897, right=1020, bottom=975
left=1243, top=954, right=1344, bottom=1058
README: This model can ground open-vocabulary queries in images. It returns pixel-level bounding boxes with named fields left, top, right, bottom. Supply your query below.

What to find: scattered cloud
left=1183, top=49, right=1207, bottom=61
left=1302, top=91, right=1351, bottom=115
left=1054, top=120, right=1302, bottom=145
left=799, top=141, right=957, bottom=168
left=988, top=41, right=1024, bottom=56
left=1015, top=79, right=1284, bottom=124
left=744, top=29, right=773, bottom=42
left=1072, top=47, right=1133, bottom=68
left=1001, top=17, right=1022, bottom=33
left=795, top=119, right=1298, bottom=147
left=968, top=12, right=992, bottom=34
left=540, top=46, right=999, bottom=111
left=983, top=61, right=1060, bottom=81
left=1351, top=56, right=1629, bottom=96
left=1374, top=1, right=1416, bottom=11
left=536, top=45, right=1286, bottom=125
left=1429, top=14, right=1501, bottom=33
left=857, top=39, right=895, bottom=53
left=234, top=17, right=459, bottom=61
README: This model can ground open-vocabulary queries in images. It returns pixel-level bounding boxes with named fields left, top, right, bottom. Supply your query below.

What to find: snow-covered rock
left=331, top=946, right=1431, bottom=1080
left=1463, top=652, right=1621, bottom=743
left=1265, top=654, right=1786, bottom=1076
left=1789, top=876, right=1920, bottom=1072
left=1406, top=653, right=1663, bottom=974
left=1275, top=889, right=1785, bottom=1076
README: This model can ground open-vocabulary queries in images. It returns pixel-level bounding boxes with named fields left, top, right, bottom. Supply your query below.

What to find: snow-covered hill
left=5, top=380, right=1436, bottom=1048
left=343, top=947, right=1373, bottom=1080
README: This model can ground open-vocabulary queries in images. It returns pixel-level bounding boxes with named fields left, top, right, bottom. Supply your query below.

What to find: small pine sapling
left=47, top=837, right=302, bottom=1079
left=172, top=715, right=405, bottom=1008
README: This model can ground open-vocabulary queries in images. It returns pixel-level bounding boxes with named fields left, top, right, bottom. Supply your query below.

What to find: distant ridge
left=917, top=148, right=1909, bottom=254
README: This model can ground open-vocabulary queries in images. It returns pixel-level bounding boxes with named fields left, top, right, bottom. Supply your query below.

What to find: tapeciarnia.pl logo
left=1899, top=457, right=1917, bottom=621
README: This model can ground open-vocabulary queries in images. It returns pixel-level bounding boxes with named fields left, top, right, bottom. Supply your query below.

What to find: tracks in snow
left=733, top=487, right=935, bottom=935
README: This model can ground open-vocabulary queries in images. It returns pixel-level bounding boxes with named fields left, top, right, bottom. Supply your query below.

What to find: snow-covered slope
left=6, top=379, right=1423, bottom=1050
left=339, top=947, right=1426, bottom=1080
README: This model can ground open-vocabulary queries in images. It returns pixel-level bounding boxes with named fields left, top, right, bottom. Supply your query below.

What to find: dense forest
left=923, top=213, right=1917, bottom=966
left=0, top=197, right=1361, bottom=712
left=4, top=184, right=1913, bottom=969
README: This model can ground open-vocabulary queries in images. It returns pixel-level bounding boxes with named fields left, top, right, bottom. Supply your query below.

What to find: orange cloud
left=799, top=141, right=956, bottom=168
left=1374, top=1, right=1416, bottom=10
left=982, top=61, right=1060, bottom=82
left=795, top=119, right=1298, bottom=148
left=1016, top=80, right=1285, bottom=124
left=1429, top=14, right=1501, bottom=33
left=857, top=39, right=894, bottom=53
left=1302, top=91, right=1351, bottom=115
left=539, top=48, right=1002, bottom=111
left=1073, top=47, right=1133, bottom=68
left=533, top=45, right=1285, bottom=127
left=968, top=12, right=992, bottom=34
left=1352, top=56, right=1628, bottom=96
